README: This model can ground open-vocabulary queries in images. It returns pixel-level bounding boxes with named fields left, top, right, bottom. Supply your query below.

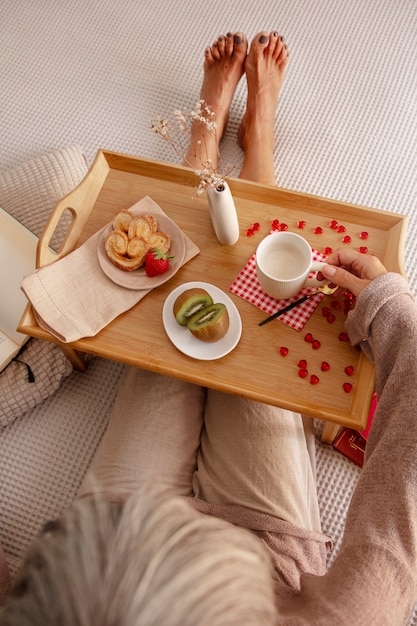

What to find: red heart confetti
left=322, top=307, right=331, bottom=317
left=321, top=361, right=331, bottom=371
left=324, top=246, right=333, bottom=254
left=279, top=346, right=289, bottom=357
left=314, top=226, right=323, bottom=234
left=297, top=220, right=306, bottom=229
left=298, top=368, right=308, bottom=379
left=359, top=231, right=369, bottom=239
left=271, top=219, right=280, bottom=229
left=305, top=333, right=314, bottom=343
left=278, top=223, right=288, bottom=231
left=326, top=313, right=336, bottom=323
left=310, top=375, right=320, bottom=385
left=297, top=359, right=308, bottom=368
left=329, top=219, right=339, bottom=229
left=339, top=332, right=349, bottom=342
left=358, top=246, right=368, bottom=254
left=342, top=235, right=352, bottom=243
left=343, top=291, right=357, bottom=312
left=344, top=365, right=354, bottom=376
left=337, top=225, right=346, bottom=233
left=312, top=339, right=321, bottom=350
left=343, top=382, right=353, bottom=393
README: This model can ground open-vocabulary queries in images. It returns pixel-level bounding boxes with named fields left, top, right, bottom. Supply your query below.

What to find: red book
left=333, top=392, right=377, bottom=467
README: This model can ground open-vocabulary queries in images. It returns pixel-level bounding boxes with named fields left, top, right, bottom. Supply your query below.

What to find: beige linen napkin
left=22, top=197, right=199, bottom=343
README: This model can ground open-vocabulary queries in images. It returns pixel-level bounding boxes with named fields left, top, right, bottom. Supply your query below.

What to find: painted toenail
left=281, top=35, right=285, bottom=42
left=259, top=35, right=268, bottom=44
left=226, top=32, right=232, bottom=38
left=234, top=34, right=243, bottom=44
left=273, top=32, right=279, bottom=37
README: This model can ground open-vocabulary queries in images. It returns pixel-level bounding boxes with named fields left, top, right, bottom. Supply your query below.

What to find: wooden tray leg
left=321, top=422, right=341, bottom=444
left=60, top=346, right=88, bottom=372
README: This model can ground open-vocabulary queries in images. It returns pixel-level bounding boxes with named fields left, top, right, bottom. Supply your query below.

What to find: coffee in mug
left=255, top=231, right=328, bottom=299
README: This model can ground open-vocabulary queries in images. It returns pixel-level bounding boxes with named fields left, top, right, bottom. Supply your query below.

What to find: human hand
left=321, top=249, right=388, bottom=297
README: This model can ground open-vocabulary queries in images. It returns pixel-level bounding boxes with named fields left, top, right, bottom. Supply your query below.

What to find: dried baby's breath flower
left=150, top=99, right=234, bottom=195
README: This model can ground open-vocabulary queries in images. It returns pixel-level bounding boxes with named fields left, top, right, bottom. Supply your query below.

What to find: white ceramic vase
left=206, top=180, right=240, bottom=246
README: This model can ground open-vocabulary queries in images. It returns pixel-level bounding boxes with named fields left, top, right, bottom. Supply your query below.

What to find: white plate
left=97, top=212, right=186, bottom=290
left=162, top=282, right=242, bottom=360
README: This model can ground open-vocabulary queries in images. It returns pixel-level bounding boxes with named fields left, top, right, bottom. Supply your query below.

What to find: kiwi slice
left=173, top=288, right=213, bottom=326
left=187, top=303, right=229, bottom=343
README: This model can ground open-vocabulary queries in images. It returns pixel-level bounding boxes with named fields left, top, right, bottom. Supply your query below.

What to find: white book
left=0, top=207, right=38, bottom=371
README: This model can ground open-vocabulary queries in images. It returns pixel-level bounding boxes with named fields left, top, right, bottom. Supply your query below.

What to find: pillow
left=0, top=145, right=88, bottom=250
left=0, top=339, right=73, bottom=429
left=0, top=146, right=89, bottom=428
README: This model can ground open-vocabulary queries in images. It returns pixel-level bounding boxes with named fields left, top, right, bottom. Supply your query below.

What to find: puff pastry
left=112, top=209, right=133, bottom=233
left=105, top=230, right=148, bottom=271
left=128, top=215, right=157, bottom=240
left=147, top=231, right=171, bottom=253
left=105, top=211, right=171, bottom=272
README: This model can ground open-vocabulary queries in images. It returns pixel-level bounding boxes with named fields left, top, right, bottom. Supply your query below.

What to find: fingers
left=321, top=263, right=371, bottom=297
left=322, top=248, right=388, bottom=297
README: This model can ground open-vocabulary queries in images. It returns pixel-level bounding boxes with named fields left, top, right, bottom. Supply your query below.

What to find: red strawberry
left=145, top=248, right=173, bottom=277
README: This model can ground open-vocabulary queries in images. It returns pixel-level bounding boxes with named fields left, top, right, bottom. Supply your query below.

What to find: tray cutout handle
left=36, top=150, right=110, bottom=268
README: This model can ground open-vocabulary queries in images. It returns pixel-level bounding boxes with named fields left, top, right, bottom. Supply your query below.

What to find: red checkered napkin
left=229, top=248, right=327, bottom=331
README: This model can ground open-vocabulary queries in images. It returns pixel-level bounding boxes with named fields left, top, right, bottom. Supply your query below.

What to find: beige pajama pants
left=78, top=366, right=321, bottom=533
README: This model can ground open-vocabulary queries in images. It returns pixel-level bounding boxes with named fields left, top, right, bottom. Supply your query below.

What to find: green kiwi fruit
left=173, top=288, right=213, bottom=326
left=187, top=303, right=229, bottom=343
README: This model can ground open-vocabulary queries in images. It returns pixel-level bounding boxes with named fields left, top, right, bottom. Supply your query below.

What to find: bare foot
left=238, top=32, right=289, bottom=185
left=184, top=32, right=247, bottom=171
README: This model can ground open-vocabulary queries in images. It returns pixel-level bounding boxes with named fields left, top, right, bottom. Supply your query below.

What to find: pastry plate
left=162, top=282, right=242, bottom=360
left=97, top=212, right=186, bottom=290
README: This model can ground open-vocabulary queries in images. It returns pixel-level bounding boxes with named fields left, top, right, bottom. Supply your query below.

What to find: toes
left=210, top=39, right=222, bottom=61
left=216, top=35, right=227, bottom=55
left=257, top=31, right=270, bottom=46
left=249, top=31, right=270, bottom=56
left=233, top=31, right=248, bottom=54
left=225, top=32, right=234, bottom=56
left=249, top=31, right=289, bottom=63
left=204, top=45, right=215, bottom=63
left=222, top=32, right=248, bottom=57
left=275, top=36, right=289, bottom=65
left=270, top=33, right=289, bottom=62
left=205, top=32, right=248, bottom=65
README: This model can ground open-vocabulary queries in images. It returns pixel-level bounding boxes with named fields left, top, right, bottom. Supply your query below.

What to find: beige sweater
left=190, top=273, right=417, bottom=625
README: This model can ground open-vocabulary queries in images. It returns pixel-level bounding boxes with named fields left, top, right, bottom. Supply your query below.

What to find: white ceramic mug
left=255, top=231, right=328, bottom=299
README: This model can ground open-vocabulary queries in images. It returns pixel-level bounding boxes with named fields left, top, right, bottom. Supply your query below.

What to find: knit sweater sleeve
left=280, top=272, right=417, bottom=625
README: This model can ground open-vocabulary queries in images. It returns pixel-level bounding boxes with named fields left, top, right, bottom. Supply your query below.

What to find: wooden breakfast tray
left=19, top=150, right=408, bottom=435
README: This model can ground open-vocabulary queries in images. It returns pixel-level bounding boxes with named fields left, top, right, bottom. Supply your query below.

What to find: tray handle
left=36, top=150, right=109, bottom=268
